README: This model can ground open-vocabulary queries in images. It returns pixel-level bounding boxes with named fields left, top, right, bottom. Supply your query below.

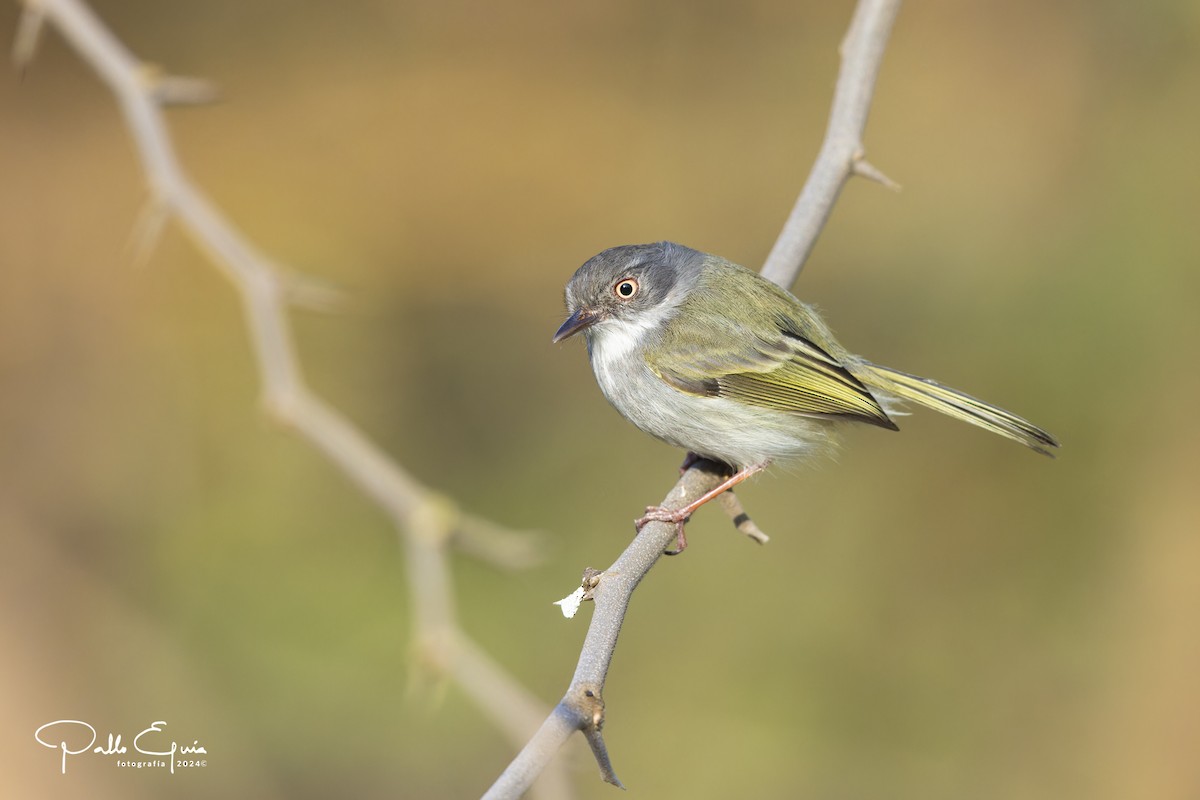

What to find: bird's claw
left=635, top=505, right=690, bottom=555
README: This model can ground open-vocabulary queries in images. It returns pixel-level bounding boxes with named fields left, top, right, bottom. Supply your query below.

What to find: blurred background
left=2, top=1, right=1198, bottom=798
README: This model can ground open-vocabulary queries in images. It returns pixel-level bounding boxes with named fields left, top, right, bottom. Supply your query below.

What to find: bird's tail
left=854, top=361, right=1060, bottom=457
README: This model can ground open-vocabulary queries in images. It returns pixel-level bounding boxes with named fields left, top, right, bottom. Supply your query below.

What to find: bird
left=552, top=241, right=1058, bottom=552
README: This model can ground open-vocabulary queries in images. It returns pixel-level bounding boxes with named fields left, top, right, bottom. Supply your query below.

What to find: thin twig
left=484, top=465, right=728, bottom=799
left=483, top=1, right=902, bottom=795
left=760, top=0, right=902, bottom=290
left=17, top=2, right=569, bottom=798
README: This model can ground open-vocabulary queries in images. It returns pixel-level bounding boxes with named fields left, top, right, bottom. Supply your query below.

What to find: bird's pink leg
left=636, top=461, right=769, bottom=555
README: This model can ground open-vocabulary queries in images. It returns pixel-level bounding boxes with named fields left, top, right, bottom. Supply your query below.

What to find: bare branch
left=486, top=464, right=728, bottom=798
left=483, top=704, right=590, bottom=800
left=484, top=1, right=903, bottom=795
left=760, top=0, right=902, bottom=290
left=21, top=1, right=566, bottom=796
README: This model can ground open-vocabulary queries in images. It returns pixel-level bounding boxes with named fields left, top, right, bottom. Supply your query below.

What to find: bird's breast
left=586, top=325, right=832, bottom=467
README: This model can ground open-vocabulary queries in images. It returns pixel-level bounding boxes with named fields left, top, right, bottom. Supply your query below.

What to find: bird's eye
left=614, top=277, right=639, bottom=300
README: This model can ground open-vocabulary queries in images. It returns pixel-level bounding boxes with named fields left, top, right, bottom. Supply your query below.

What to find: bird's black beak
left=552, top=307, right=601, bottom=343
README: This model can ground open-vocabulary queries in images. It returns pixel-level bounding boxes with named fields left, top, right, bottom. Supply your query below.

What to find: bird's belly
left=590, top=352, right=832, bottom=468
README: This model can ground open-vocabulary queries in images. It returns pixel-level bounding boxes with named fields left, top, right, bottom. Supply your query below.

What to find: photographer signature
left=34, top=720, right=207, bottom=774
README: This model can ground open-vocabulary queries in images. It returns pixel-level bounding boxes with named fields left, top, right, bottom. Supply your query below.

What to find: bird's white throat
left=586, top=301, right=675, bottom=371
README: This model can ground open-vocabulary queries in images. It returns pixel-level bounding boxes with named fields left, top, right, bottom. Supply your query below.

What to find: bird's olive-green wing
left=646, top=278, right=896, bottom=429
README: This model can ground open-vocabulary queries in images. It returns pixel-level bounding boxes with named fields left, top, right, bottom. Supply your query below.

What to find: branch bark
left=484, top=1, right=902, bottom=796
left=15, top=2, right=570, bottom=798
left=761, top=0, right=903, bottom=289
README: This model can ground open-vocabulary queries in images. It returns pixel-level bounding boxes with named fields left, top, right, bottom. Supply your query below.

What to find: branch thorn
left=280, top=272, right=349, bottom=313
left=452, top=513, right=545, bottom=570
left=716, top=490, right=770, bottom=545
left=12, top=3, right=47, bottom=76
left=124, top=194, right=172, bottom=268
left=577, top=689, right=623, bottom=788
left=155, top=75, right=221, bottom=106
left=136, top=63, right=220, bottom=106
left=853, top=157, right=901, bottom=191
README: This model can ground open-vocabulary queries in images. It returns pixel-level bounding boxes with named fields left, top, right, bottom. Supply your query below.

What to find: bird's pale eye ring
left=614, top=277, right=639, bottom=300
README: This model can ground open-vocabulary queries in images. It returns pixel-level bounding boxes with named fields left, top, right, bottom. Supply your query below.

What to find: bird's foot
left=635, top=505, right=690, bottom=555
left=635, top=461, right=771, bottom=555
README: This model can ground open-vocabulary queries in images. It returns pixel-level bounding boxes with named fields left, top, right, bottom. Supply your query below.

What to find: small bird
left=553, top=242, right=1058, bottom=551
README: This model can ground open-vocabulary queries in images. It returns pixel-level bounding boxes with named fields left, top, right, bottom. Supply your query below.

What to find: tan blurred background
left=2, top=1, right=1198, bottom=798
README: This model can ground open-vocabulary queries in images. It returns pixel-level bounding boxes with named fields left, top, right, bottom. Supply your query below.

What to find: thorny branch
left=13, top=1, right=570, bottom=798
left=761, top=0, right=903, bottom=288
left=483, top=0, right=903, bottom=796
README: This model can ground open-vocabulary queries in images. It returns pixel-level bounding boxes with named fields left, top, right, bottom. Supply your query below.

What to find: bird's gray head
left=552, top=241, right=703, bottom=343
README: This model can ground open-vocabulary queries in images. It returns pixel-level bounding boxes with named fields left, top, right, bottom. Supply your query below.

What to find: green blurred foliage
left=2, top=1, right=1198, bottom=798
